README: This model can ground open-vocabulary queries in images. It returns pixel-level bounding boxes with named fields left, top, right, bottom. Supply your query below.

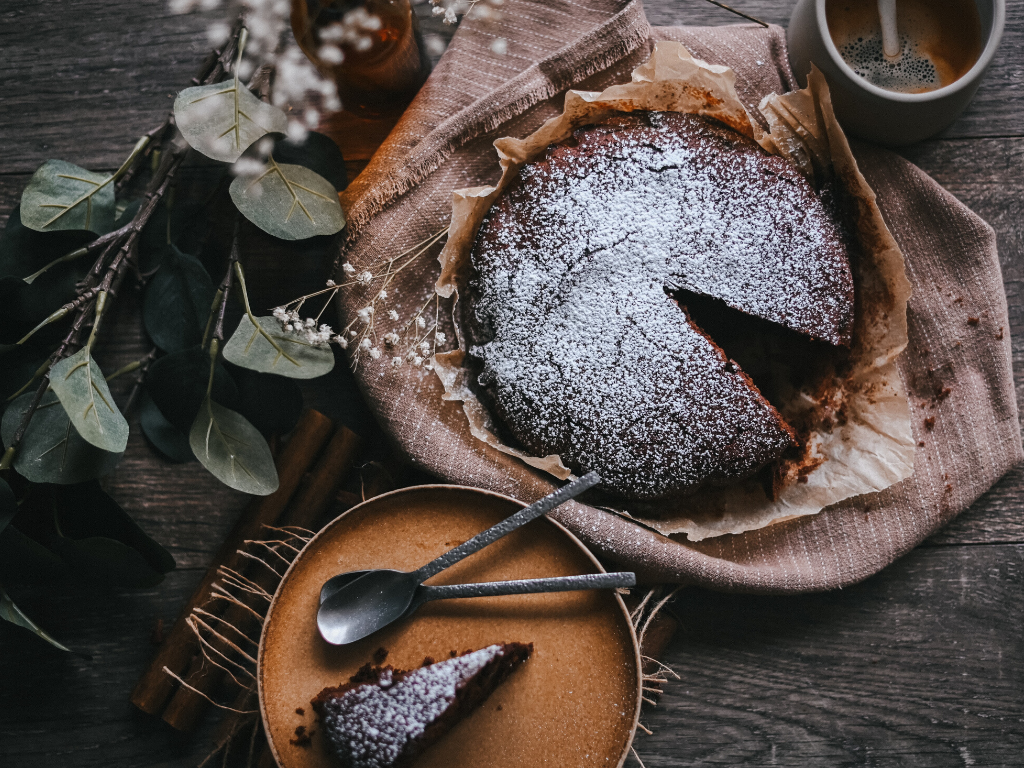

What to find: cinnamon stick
left=282, top=424, right=362, bottom=529
left=162, top=424, right=362, bottom=731
left=130, top=409, right=335, bottom=716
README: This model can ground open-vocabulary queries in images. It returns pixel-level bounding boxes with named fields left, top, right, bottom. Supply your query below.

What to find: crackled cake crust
left=464, top=112, right=854, bottom=500
left=312, top=643, right=532, bottom=768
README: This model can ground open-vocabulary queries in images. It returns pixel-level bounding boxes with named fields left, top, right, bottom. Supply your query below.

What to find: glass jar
left=291, top=0, right=432, bottom=116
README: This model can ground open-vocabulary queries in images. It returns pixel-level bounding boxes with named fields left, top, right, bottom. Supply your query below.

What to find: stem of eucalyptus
left=0, top=21, right=249, bottom=470
left=213, top=219, right=242, bottom=344
left=121, top=347, right=158, bottom=416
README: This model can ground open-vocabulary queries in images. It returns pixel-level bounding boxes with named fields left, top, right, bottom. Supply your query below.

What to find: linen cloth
left=334, top=0, right=1021, bottom=591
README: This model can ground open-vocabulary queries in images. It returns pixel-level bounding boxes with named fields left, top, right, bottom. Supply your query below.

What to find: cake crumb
left=291, top=725, right=313, bottom=747
left=924, top=416, right=935, bottom=431
left=996, top=327, right=1004, bottom=340
left=373, top=647, right=389, bottom=665
left=967, top=316, right=980, bottom=326
left=295, top=707, right=305, bottom=716
left=918, top=441, right=925, bottom=447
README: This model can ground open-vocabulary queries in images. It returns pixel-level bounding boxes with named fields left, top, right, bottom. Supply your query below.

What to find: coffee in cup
left=825, top=0, right=983, bottom=93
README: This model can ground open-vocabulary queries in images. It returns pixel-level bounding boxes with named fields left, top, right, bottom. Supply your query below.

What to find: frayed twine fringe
left=628, top=585, right=683, bottom=748
left=162, top=667, right=257, bottom=716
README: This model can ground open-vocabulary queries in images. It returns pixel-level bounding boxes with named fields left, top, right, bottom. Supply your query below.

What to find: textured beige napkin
left=334, top=0, right=1021, bottom=591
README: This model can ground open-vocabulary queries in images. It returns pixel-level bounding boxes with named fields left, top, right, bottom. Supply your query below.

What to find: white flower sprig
left=430, top=0, right=504, bottom=25
left=269, top=226, right=450, bottom=371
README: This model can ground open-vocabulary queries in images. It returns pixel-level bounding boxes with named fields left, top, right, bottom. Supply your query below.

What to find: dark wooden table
left=1, top=1, right=1021, bottom=766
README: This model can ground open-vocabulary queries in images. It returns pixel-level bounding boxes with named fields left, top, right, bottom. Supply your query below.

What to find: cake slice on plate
left=312, top=642, right=532, bottom=768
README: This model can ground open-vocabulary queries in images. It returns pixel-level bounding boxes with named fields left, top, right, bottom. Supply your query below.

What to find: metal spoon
left=316, top=472, right=601, bottom=645
left=318, top=571, right=635, bottom=645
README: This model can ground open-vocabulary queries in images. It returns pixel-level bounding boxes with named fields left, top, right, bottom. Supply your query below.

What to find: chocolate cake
left=464, top=111, right=854, bottom=500
left=311, top=643, right=532, bottom=768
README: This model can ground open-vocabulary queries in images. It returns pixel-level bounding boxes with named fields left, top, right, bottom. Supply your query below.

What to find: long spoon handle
left=413, top=571, right=635, bottom=608
left=413, top=472, right=601, bottom=582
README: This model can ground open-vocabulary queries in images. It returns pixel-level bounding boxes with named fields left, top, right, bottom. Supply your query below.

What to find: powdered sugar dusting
left=316, top=645, right=508, bottom=768
left=466, top=113, right=853, bottom=499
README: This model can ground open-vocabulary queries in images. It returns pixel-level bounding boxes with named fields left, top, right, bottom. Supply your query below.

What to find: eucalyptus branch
left=0, top=21, right=250, bottom=470
left=214, top=219, right=242, bottom=344
left=121, top=347, right=158, bottom=416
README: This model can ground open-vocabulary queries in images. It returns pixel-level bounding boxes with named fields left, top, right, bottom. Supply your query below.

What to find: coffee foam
left=826, top=0, right=982, bottom=94
left=838, top=34, right=941, bottom=93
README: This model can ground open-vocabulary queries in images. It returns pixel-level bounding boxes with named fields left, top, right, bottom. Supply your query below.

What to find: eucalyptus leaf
left=145, top=346, right=239, bottom=435
left=229, top=159, right=345, bottom=240
left=269, top=131, right=347, bottom=192
left=228, top=365, right=303, bottom=438
left=50, top=482, right=175, bottom=588
left=0, top=204, right=95, bottom=281
left=1, top=391, right=123, bottom=484
left=0, top=524, right=69, bottom=583
left=143, top=245, right=215, bottom=353
left=20, top=160, right=116, bottom=235
left=139, top=391, right=195, bottom=463
left=0, top=346, right=49, bottom=405
left=223, top=315, right=335, bottom=379
left=0, top=263, right=88, bottom=346
left=189, top=396, right=279, bottom=495
left=0, top=587, right=71, bottom=652
left=174, top=80, right=288, bottom=163
left=0, top=478, right=15, bottom=537
left=49, top=347, right=129, bottom=453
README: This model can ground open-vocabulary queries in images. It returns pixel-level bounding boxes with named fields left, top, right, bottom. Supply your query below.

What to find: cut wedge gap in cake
left=673, top=288, right=853, bottom=499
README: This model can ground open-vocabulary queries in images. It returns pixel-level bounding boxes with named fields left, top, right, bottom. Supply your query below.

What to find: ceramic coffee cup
left=787, top=0, right=1005, bottom=145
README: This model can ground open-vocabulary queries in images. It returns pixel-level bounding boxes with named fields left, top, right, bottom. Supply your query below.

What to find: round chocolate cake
left=463, top=111, right=855, bottom=500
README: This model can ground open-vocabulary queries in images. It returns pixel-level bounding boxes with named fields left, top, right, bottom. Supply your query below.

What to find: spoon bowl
left=319, top=570, right=371, bottom=604
left=316, top=568, right=421, bottom=645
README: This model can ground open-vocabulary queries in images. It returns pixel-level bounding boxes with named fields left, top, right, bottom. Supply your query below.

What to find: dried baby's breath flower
left=384, top=332, right=400, bottom=347
left=392, top=356, right=403, bottom=368
left=357, top=270, right=374, bottom=286
left=342, top=262, right=356, bottom=275
left=388, top=309, right=399, bottom=322
left=369, top=347, right=382, bottom=360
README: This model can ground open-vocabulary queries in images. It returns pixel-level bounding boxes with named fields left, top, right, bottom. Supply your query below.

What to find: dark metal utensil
left=316, top=472, right=601, bottom=645
left=317, top=571, right=635, bottom=646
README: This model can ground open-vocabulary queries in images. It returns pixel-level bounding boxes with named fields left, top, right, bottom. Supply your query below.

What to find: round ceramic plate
left=259, top=485, right=641, bottom=768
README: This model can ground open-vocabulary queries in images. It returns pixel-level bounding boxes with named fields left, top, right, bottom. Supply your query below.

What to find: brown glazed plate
left=258, top=485, right=642, bottom=768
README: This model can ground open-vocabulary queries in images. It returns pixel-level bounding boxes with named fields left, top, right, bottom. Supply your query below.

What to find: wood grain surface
left=0, top=1, right=1021, bottom=767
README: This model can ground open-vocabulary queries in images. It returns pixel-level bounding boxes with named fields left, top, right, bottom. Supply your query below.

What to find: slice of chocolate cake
left=312, top=643, right=532, bottom=768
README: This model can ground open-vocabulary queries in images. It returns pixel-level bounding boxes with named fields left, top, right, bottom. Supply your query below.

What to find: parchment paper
left=435, top=42, right=915, bottom=541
